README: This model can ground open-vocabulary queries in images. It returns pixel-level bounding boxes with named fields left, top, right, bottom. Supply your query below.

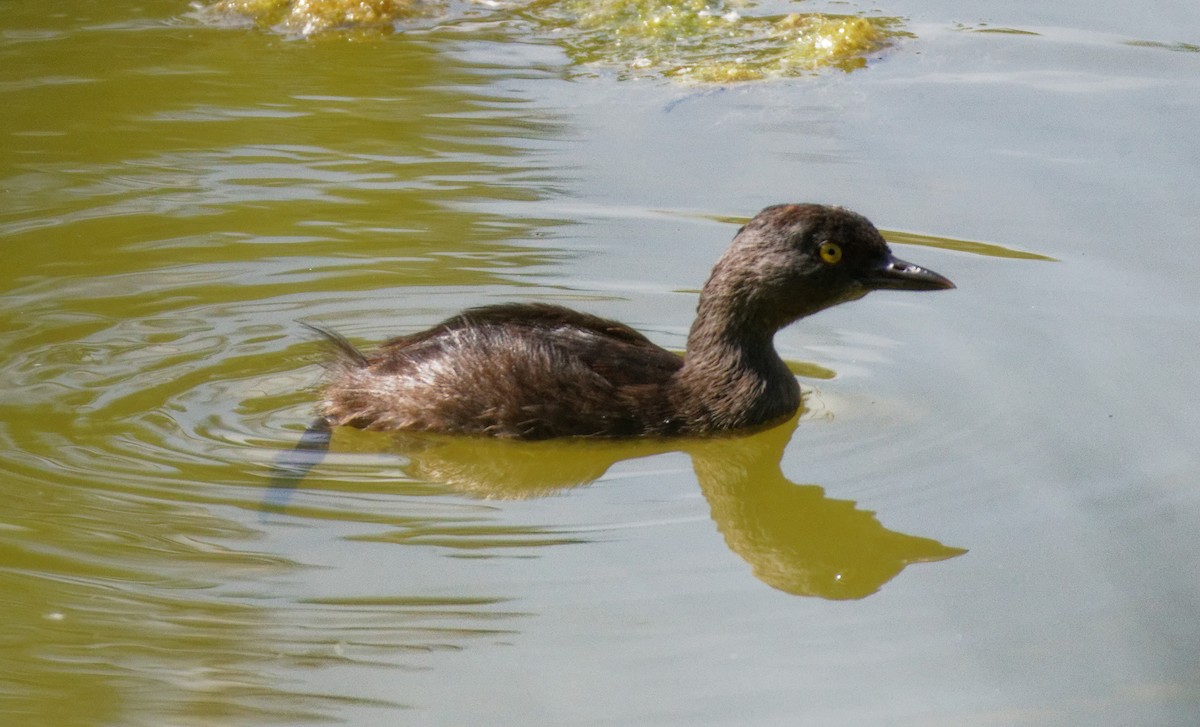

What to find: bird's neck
left=675, top=295, right=801, bottom=432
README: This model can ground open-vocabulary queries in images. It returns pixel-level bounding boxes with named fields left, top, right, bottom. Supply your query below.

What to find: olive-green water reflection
left=691, top=417, right=965, bottom=599
left=0, top=10, right=571, bottom=724
left=274, top=412, right=965, bottom=599
left=1, top=461, right=467, bottom=725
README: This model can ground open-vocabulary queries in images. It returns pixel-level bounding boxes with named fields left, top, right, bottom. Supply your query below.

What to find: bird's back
left=313, top=303, right=685, bottom=439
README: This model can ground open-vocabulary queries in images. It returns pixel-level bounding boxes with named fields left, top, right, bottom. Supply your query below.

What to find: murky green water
left=3, top=1, right=1199, bottom=725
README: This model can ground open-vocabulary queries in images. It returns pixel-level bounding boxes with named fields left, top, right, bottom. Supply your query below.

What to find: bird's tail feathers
left=301, top=321, right=370, bottom=368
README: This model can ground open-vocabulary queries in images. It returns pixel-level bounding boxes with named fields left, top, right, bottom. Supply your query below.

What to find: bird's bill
left=865, top=255, right=956, bottom=291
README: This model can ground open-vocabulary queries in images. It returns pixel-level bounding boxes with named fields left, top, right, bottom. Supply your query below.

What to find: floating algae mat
left=196, top=0, right=430, bottom=36
left=528, top=0, right=906, bottom=81
left=196, top=0, right=906, bottom=80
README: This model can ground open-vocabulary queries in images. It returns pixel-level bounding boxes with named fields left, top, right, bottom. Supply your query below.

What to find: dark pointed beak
left=864, top=254, right=955, bottom=292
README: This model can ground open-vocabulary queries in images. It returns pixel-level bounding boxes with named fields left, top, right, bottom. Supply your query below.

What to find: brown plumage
left=305, top=204, right=954, bottom=440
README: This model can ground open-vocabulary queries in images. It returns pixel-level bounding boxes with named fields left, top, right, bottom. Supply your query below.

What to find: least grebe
left=305, top=204, right=953, bottom=439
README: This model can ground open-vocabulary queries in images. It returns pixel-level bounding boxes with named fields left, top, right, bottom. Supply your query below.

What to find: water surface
left=2, top=1, right=1198, bottom=725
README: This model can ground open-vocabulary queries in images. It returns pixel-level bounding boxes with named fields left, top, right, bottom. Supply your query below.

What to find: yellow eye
left=819, top=242, right=843, bottom=264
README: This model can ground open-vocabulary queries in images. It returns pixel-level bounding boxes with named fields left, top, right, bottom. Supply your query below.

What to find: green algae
left=1126, top=39, right=1200, bottom=53
left=199, top=0, right=429, bottom=37
left=532, top=0, right=904, bottom=81
left=955, top=23, right=1041, bottom=37
left=196, top=0, right=906, bottom=81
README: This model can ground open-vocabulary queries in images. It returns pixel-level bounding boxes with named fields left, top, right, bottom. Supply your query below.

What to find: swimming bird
left=304, top=203, right=953, bottom=440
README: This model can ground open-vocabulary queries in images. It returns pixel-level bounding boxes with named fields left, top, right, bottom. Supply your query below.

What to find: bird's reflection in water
left=268, top=413, right=964, bottom=600
left=687, top=418, right=965, bottom=599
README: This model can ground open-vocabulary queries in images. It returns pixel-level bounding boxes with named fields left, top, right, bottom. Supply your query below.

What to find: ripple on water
left=0, top=266, right=563, bottom=722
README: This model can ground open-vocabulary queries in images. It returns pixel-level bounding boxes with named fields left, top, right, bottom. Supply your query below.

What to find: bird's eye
left=819, top=242, right=843, bottom=264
